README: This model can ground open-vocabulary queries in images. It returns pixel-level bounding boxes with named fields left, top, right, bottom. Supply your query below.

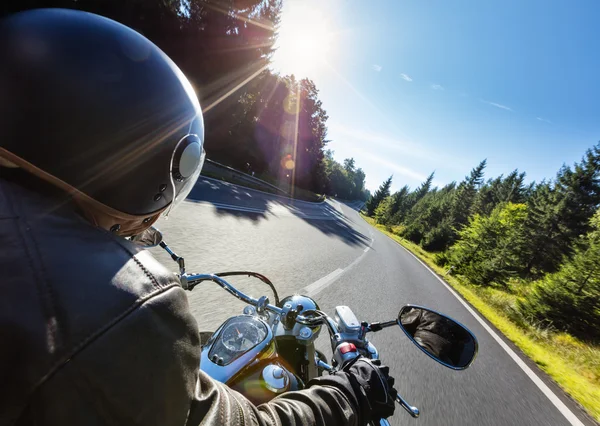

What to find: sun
left=271, top=1, right=333, bottom=79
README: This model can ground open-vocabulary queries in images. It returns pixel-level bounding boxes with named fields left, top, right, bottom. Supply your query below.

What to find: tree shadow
left=186, top=178, right=370, bottom=246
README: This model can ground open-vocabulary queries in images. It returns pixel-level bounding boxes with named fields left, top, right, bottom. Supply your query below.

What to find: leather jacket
left=0, top=175, right=366, bottom=426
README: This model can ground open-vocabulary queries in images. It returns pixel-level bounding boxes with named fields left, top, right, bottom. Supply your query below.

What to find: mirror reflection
left=398, top=306, right=477, bottom=369
left=131, top=226, right=163, bottom=248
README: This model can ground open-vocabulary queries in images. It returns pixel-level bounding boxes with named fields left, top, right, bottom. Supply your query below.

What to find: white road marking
left=302, top=214, right=375, bottom=296
left=304, top=268, right=344, bottom=297
left=381, top=232, right=585, bottom=426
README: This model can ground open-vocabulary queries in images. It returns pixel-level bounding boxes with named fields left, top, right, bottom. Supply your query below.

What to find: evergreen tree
left=519, top=209, right=600, bottom=341
left=525, top=143, right=600, bottom=275
left=366, top=176, right=393, bottom=216
left=392, top=173, right=435, bottom=224
left=473, top=170, right=527, bottom=216
left=401, top=182, right=456, bottom=250
left=414, top=172, right=435, bottom=200
left=374, top=196, right=394, bottom=224
left=448, top=203, right=529, bottom=286
left=450, top=159, right=487, bottom=230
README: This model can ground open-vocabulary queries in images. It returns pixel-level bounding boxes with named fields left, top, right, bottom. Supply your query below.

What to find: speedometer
left=222, top=320, right=265, bottom=352
left=208, top=316, right=269, bottom=365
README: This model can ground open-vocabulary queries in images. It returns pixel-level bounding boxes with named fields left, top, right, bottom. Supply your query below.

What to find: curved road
left=152, top=176, right=596, bottom=426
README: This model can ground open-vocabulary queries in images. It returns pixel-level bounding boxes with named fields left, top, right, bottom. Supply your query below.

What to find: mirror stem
left=159, top=241, right=186, bottom=275
left=368, top=320, right=398, bottom=332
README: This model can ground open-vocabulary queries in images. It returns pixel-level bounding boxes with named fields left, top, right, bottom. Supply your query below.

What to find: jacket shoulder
left=0, top=178, right=183, bottom=422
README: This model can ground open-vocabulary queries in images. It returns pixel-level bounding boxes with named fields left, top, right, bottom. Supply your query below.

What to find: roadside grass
left=361, top=214, right=600, bottom=422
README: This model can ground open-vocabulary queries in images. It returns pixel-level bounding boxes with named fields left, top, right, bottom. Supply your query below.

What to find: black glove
left=344, top=357, right=397, bottom=422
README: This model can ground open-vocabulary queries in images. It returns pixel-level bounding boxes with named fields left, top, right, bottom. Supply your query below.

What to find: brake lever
left=374, top=394, right=419, bottom=426
left=397, top=394, right=420, bottom=418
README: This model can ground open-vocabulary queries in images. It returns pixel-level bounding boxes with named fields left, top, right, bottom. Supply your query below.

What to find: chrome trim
left=256, top=295, right=269, bottom=315
left=262, top=364, right=288, bottom=393
left=397, top=394, right=420, bottom=418
left=334, top=306, right=361, bottom=333
left=200, top=315, right=274, bottom=383
left=398, top=304, right=479, bottom=371
left=366, top=342, right=379, bottom=360
left=379, top=419, right=391, bottom=426
left=316, top=359, right=333, bottom=372
left=305, top=344, right=318, bottom=381
left=243, top=305, right=256, bottom=316
left=184, top=273, right=284, bottom=315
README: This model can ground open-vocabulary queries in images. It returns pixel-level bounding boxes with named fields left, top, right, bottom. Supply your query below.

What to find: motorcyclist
left=400, top=308, right=464, bottom=366
left=0, top=8, right=395, bottom=426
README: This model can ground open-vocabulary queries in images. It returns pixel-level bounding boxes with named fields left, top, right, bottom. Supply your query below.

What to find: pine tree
left=519, top=209, right=600, bottom=341
left=473, top=170, right=527, bottom=216
left=414, top=172, right=435, bottom=200
left=525, top=143, right=600, bottom=275
left=450, top=159, right=487, bottom=230
left=448, top=203, right=529, bottom=286
left=365, top=176, right=392, bottom=216
left=391, top=173, right=435, bottom=224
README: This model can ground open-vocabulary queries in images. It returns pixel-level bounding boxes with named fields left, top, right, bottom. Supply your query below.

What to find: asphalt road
left=151, top=176, right=595, bottom=426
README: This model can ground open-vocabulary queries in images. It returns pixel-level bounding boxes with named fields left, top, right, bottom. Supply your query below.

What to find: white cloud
left=536, top=117, right=552, bottom=124
left=400, top=73, right=413, bottom=82
left=482, top=100, right=513, bottom=111
left=372, top=64, right=382, bottom=72
left=430, top=84, right=444, bottom=90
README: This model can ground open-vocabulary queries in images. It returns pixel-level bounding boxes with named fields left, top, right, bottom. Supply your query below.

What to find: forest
left=4, top=0, right=597, bottom=341
left=366, top=143, right=600, bottom=342
left=0, top=0, right=369, bottom=200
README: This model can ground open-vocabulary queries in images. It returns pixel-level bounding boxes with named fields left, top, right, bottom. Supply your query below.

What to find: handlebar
left=181, top=273, right=284, bottom=316
left=182, top=271, right=420, bottom=421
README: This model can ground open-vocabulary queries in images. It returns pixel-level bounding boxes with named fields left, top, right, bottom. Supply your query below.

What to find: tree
left=391, top=174, right=435, bottom=224
left=450, top=159, right=487, bottom=231
left=518, top=209, right=600, bottom=342
left=524, top=143, right=600, bottom=275
left=401, top=182, right=456, bottom=250
left=352, top=168, right=367, bottom=200
left=343, top=158, right=356, bottom=174
left=414, top=172, right=435, bottom=200
left=447, top=203, right=529, bottom=286
left=365, top=176, right=392, bottom=216
left=473, top=170, right=527, bottom=216
left=321, top=151, right=367, bottom=199
left=374, top=196, right=394, bottom=224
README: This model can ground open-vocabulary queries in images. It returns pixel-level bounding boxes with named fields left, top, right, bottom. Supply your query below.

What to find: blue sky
left=273, top=0, right=600, bottom=192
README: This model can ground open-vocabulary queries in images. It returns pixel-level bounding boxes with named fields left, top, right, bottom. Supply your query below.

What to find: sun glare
left=272, top=2, right=333, bottom=79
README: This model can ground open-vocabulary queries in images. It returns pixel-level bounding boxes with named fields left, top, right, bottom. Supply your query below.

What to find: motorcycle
left=134, top=227, right=478, bottom=425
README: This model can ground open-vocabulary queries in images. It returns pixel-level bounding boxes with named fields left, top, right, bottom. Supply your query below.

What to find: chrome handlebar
left=183, top=271, right=420, bottom=421
left=181, top=273, right=284, bottom=316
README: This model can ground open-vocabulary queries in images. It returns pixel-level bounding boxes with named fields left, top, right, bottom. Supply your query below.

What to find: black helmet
left=0, top=9, right=205, bottom=235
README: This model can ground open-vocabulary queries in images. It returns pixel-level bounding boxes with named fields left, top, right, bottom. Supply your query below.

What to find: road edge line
left=372, top=226, right=586, bottom=426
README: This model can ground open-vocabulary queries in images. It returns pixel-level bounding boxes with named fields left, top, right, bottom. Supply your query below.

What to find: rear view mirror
left=398, top=305, right=478, bottom=370
left=131, top=226, right=163, bottom=248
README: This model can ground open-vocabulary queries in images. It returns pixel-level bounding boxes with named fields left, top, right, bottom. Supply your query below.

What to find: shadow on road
left=187, top=179, right=370, bottom=247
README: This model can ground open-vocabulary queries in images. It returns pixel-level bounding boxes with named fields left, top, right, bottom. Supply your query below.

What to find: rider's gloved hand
left=343, top=356, right=397, bottom=422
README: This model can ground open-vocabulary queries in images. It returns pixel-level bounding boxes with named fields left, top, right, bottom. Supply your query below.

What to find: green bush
left=448, top=203, right=529, bottom=286
left=434, top=251, right=451, bottom=267
left=518, top=210, right=600, bottom=342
